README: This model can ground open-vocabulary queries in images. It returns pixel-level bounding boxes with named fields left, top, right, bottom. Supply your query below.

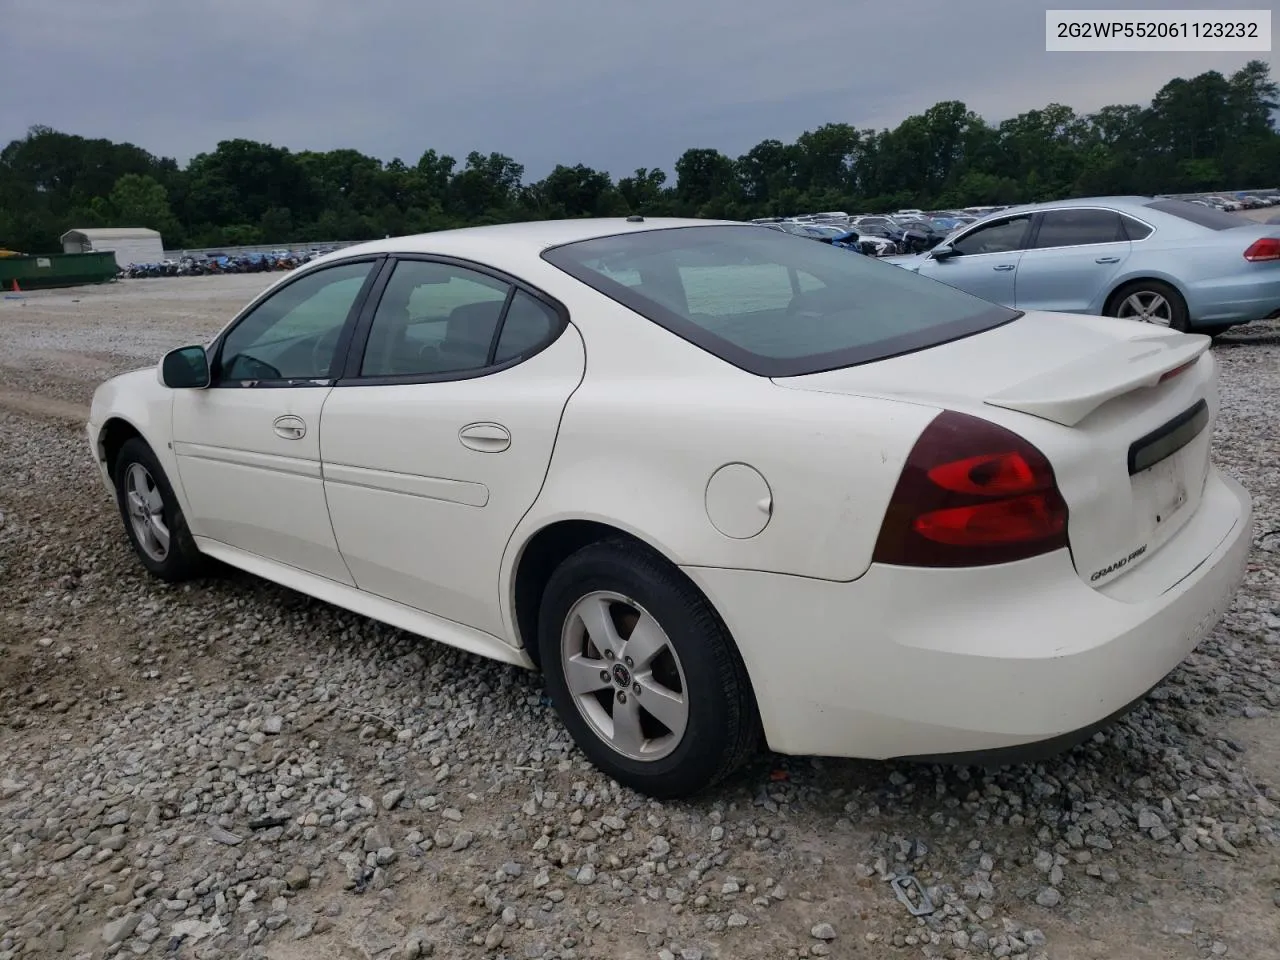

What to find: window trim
left=334, top=253, right=570, bottom=387
left=1118, top=213, right=1155, bottom=242
left=1022, top=206, right=1155, bottom=252
left=941, top=213, right=1034, bottom=258
left=542, top=226, right=1020, bottom=379
left=208, top=255, right=388, bottom=389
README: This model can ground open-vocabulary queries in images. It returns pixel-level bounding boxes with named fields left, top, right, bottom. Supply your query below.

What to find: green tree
left=2, top=62, right=1278, bottom=253
left=107, top=173, right=180, bottom=241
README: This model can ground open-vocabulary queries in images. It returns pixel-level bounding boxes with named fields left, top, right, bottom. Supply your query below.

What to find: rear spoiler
left=984, top=333, right=1211, bottom=426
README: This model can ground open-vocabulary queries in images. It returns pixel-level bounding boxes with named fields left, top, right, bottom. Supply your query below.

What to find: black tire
left=538, top=537, right=761, bottom=799
left=1105, top=279, right=1190, bottom=332
left=113, top=437, right=207, bottom=582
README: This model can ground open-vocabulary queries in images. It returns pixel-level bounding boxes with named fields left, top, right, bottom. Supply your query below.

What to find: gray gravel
left=1, top=279, right=1277, bottom=960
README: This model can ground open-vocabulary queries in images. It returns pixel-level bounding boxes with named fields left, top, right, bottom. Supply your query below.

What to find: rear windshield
left=1144, top=199, right=1250, bottom=230
left=541, top=225, right=1018, bottom=376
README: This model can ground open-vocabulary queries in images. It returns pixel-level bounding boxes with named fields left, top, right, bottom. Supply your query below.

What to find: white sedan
left=87, top=217, right=1253, bottom=798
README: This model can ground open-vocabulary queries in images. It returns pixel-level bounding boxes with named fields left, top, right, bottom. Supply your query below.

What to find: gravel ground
left=1, top=277, right=1278, bottom=960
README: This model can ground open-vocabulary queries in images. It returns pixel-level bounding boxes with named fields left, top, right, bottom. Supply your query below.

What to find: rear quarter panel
left=1107, top=220, right=1280, bottom=323
left=503, top=286, right=939, bottom=588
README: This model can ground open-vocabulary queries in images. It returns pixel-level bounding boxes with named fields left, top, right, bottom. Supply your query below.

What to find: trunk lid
left=773, top=310, right=1217, bottom=589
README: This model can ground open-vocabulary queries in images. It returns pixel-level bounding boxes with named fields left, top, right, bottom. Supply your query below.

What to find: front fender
left=88, top=367, right=187, bottom=515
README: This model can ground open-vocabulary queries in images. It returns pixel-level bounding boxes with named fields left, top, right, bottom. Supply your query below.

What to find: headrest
left=447, top=300, right=504, bottom=345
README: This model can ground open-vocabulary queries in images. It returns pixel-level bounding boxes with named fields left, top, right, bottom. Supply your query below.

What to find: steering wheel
left=226, top=354, right=282, bottom=381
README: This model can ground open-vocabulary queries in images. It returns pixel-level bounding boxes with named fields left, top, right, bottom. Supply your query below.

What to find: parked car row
left=750, top=208, right=1008, bottom=256
left=1177, top=190, right=1279, bottom=212
left=118, top=248, right=338, bottom=279
left=884, top=196, right=1280, bottom=336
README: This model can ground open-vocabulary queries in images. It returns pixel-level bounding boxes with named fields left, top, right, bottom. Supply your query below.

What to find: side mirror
left=160, top=345, right=211, bottom=389
left=930, top=244, right=957, bottom=261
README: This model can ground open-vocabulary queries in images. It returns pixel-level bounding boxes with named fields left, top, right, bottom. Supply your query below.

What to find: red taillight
left=872, top=411, right=1070, bottom=568
left=1158, top=359, right=1197, bottom=383
left=1243, top=237, right=1280, bottom=262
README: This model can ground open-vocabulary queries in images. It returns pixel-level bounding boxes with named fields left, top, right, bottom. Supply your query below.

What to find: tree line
left=1, top=61, right=1276, bottom=254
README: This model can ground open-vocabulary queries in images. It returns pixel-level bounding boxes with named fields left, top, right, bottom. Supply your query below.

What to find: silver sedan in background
left=889, top=196, right=1280, bottom=336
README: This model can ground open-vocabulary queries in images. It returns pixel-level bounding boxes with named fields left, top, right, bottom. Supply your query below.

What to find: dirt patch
left=0, top=387, right=89, bottom=423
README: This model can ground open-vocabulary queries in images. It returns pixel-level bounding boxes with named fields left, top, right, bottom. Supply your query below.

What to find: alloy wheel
left=559, top=590, right=689, bottom=762
left=124, top=462, right=170, bottom=562
left=1116, top=290, right=1172, bottom=326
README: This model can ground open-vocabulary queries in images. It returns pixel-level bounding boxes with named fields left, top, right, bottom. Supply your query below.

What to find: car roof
left=319, top=217, right=734, bottom=264
left=989, top=196, right=1155, bottom=217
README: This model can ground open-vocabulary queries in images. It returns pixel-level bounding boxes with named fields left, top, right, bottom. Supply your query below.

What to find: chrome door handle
left=459, top=422, right=511, bottom=453
left=1095, top=256, right=1120, bottom=264
left=273, top=415, right=306, bottom=440
left=993, top=264, right=1015, bottom=272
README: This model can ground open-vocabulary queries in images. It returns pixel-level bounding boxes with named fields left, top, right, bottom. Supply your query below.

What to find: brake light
left=1243, top=238, right=1280, bottom=262
left=1158, top=359, right=1197, bottom=383
left=872, top=411, right=1069, bottom=567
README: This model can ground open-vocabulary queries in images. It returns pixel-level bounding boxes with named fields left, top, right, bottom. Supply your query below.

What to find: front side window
left=542, top=224, right=1017, bottom=377
left=1032, top=209, right=1125, bottom=248
left=218, top=261, right=373, bottom=382
left=950, top=215, right=1032, bottom=256
left=359, top=261, right=510, bottom=377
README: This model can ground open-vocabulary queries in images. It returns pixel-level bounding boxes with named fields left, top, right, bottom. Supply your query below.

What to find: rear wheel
left=113, top=437, right=207, bottom=582
left=538, top=538, right=760, bottom=799
left=1106, top=280, right=1189, bottom=332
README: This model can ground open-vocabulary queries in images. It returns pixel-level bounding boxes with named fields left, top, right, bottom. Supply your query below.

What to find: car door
left=915, top=213, right=1032, bottom=305
left=170, top=257, right=383, bottom=584
left=1013, top=207, right=1134, bottom=314
left=319, top=256, right=586, bottom=636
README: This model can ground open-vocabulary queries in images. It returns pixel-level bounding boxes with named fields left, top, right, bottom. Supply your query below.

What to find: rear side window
left=1033, top=209, right=1124, bottom=247
left=493, top=290, right=559, bottom=363
left=542, top=225, right=1017, bottom=377
left=360, top=261, right=510, bottom=377
left=1144, top=199, right=1249, bottom=230
left=1120, top=215, right=1154, bottom=240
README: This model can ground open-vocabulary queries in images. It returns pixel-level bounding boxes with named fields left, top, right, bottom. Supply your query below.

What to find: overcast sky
left=2, top=0, right=1274, bottom=180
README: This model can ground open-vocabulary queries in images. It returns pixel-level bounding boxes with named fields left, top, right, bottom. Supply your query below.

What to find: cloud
left=1, top=0, right=1273, bottom=179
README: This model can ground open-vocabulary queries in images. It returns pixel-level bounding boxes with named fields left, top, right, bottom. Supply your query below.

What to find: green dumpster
left=0, top=252, right=118, bottom=291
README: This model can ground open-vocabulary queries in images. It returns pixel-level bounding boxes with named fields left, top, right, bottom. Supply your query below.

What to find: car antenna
left=626, top=215, right=644, bottom=223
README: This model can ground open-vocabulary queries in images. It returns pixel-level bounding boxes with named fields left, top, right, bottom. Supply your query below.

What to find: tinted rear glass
left=1145, top=199, right=1249, bottom=230
left=1033, top=209, right=1124, bottom=247
left=542, top=225, right=1018, bottom=377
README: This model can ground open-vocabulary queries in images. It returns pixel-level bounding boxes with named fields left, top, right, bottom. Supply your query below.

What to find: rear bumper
left=1187, top=272, right=1280, bottom=325
left=682, top=467, right=1252, bottom=760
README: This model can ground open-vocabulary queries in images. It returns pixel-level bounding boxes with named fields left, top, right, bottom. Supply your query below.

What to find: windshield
left=542, top=225, right=1018, bottom=376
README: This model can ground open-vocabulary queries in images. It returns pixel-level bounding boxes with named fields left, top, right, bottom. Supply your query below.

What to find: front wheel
left=538, top=538, right=760, bottom=799
left=1105, top=280, right=1189, bottom=332
left=113, top=437, right=207, bottom=582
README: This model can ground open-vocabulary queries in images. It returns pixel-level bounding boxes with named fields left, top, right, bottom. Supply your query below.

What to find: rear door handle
left=993, top=264, right=1015, bottom=272
left=273, top=415, right=306, bottom=440
left=459, top=422, right=511, bottom=453
left=1095, top=256, right=1120, bottom=264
